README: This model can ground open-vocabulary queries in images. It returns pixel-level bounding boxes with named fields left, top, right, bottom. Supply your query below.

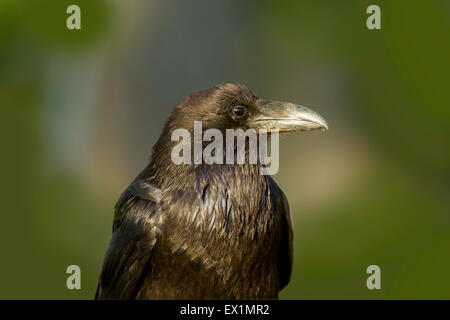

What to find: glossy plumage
left=95, top=84, right=296, bottom=299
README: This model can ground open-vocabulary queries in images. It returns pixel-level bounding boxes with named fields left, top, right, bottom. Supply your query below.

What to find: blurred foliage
left=0, top=0, right=449, bottom=299
left=0, top=0, right=108, bottom=50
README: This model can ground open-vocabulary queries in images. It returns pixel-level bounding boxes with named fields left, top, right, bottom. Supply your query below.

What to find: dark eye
left=233, top=106, right=246, bottom=117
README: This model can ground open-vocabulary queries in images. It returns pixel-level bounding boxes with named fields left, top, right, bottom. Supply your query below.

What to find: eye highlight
left=232, top=106, right=246, bottom=117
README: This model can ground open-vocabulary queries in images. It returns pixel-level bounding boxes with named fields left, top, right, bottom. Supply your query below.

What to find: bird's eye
left=232, top=106, right=246, bottom=117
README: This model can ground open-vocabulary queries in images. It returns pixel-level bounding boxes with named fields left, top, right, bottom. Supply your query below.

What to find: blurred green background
left=1, top=0, right=449, bottom=299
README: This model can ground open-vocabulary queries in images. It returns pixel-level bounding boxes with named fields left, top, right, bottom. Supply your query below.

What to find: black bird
left=95, top=83, right=327, bottom=299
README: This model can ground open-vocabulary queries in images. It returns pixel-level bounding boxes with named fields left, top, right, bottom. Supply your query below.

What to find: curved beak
left=252, top=100, right=328, bottom=132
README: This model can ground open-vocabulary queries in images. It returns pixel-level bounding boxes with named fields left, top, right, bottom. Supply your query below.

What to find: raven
left=95, top=83, right=327, bottom=299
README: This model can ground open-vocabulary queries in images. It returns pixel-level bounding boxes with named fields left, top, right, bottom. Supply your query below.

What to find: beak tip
left=313, top=116, right=328, bottom=131
left=296, top=105, right=328, bottom=132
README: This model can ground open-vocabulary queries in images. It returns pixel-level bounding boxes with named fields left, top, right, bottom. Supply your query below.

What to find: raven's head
left=167, top=83, right=328, bottom=133
left=149, top=83, right=328, bottom=181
